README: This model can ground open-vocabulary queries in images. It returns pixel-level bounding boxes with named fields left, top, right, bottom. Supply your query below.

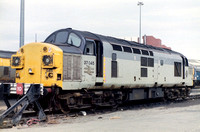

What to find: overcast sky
left=0, top=0, right=200, bottom=59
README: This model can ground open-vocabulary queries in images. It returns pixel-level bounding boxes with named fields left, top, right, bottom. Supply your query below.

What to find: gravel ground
left=0, top=98, right=200, bottom=132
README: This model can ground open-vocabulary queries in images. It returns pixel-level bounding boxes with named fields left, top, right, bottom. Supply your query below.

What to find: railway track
left=1, top=88, right=200, bottom=129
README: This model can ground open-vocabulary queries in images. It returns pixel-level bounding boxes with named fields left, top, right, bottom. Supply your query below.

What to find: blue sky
left=0, top=0, right=200, bottom=59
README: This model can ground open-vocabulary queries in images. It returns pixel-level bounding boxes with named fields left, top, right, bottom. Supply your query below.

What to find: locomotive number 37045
left=84, top=60, right=95, bottom=65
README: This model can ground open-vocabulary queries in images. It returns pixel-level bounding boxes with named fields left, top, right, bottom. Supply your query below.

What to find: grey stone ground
left=0, top=90, right=200, bottom=132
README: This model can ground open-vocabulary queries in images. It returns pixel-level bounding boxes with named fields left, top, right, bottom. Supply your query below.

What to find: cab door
left=84, top=39, right=104, bottom=85
left=95, top=40, right=103, bottom=85
left=181, top=56, right=185, bottom=79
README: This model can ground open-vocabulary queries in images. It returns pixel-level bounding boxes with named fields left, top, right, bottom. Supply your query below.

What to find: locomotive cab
left=10, top=28, right=104, bottom=90
left=45, top=28, right=104, bottom=87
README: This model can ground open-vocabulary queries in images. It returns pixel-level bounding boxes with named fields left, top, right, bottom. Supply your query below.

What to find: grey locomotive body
left=44, top=28, right=193, bottom=103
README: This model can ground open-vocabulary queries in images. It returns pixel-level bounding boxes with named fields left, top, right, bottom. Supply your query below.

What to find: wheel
left=58, top=99, right=70, bottom=114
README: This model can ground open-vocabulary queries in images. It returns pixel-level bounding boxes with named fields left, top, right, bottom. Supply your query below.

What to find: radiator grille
left=63, top=54, right=81, bottom=81
left=73, top=56, right=81, bottom=80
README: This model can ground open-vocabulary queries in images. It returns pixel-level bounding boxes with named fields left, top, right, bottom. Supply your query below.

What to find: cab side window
left=84, top=41, right=95, bottom=55
left=67, top=33, right=81, bottom=47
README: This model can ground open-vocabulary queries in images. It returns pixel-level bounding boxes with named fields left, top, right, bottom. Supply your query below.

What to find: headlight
left=28, top=68, right=32, bottom=73
left=12, top=57, right=21, bottom=66
left=43, top=55, right=53, bottom=66
left=28, top=68, right=34, bottom=74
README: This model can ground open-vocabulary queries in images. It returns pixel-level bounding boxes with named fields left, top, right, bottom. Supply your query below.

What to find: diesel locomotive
left=0, top=50, right=15, bottom=83
left=1, top=28, right=193, bottom=114
left=0, top=50, right=15, bottom=99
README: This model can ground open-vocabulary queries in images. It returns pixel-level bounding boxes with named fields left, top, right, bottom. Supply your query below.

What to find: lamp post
left=137, top=1, right=144, bottom=44
left=20, top=0, right=25, bottom=47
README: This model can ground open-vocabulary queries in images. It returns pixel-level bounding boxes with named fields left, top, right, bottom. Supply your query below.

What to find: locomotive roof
left=0, top=50, right=15, bottom=58
left=45, top=28, right=183, bottom=56
left=71, top=28, right=182, bottom=55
